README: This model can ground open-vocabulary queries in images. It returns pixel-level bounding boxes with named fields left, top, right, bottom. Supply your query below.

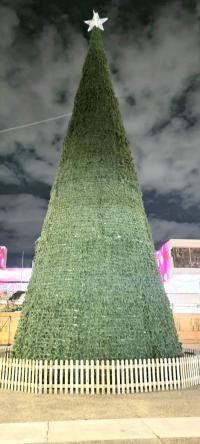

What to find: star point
left=84, top=10, right=108, bottom=32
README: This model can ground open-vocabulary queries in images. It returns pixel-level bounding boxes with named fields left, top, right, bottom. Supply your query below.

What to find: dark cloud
left=0, top=1, right=200, bottom=265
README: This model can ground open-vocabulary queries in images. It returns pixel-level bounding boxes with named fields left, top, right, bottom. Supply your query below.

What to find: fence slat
left=80, top=360, right=84, bottom=395
left=44, top=360, right=48, bottom=394
left=39, top=360, right=43, bottom=395
left=17, top=359, right=22, bottom=392
left=0, top=357, right=4, bottom=388
left=176, top=357, right=181, bottom=389
left=121, top=360, right=125, bottom=394
left=134, top=359, right=139, bottom=393
left=64, top=360, right=68, bottom=394
left=156, top=358, right=160, bottom=391
left=4, top=357, right=9, bottom=390
left=20, top=359, right=25, bottom=392
left=116, top=360, right=120, bottom=394
left=34, top=360, right=38, bottom=394
left=101, top=360, right=105, bottom=395
left=90, top=360, right=94, bottom=395
left=14, top=359, right=18, bottom=391
left=75, top=360, right=79, bottom=395
left=163, top=358, right=168, bottom=391
left=24, top=359, right=29, bottom=393
left=190, top=357, right=195, bottom=387
left=151, top=359, right=156, bottom=391
left=185, top=357, right=189, bottom=388
left=3, top=357, right=8, bottom=390
left=7, top=357, right=12, bottom=391
left=0, top=358, right=3, bottom=387
left=96, top=360, right=100, bottom=395
left=193, top=357, right=198, bottom=385
left=160, top=359, right=165, bottom=391
left=70, top=360, right=74, bottom=395
left=130, top=360, right=134, bottom=393
left=168, top=358, right=173, bottom=390
left=84, top=360, right=89, bottom=395
left=49, top=360, right=53, bottom=394
left=172, top=358, right=177, bottom=390
left=147, top=359, right=152, bottom=392
left=111, top=360, right=116, bottom=394
left=188, top=356, right=192, bottom=387
left=125, top=360, right=129, bottom=394
left=143, top=359, right=148, bottom=392
left=28, top=359, right=32, bottom=393
left=31, top=360, right=35, bottom=394
left=106, top=360, right=110, bottom=395
left=198, top=356, right=200, bottom=385
left=195, top=356, right=199, bottom=385
left=139, top=359, right=143, bottom=393
left=54, top=359, right=58, bottom=394
left=184, top=356, right=189, bottom=388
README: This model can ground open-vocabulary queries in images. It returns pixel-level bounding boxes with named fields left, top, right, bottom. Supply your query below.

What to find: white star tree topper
left=84, top=10, right=108, bottom=32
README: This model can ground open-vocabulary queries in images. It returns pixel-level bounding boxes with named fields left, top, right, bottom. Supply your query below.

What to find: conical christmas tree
left=13, top=25, right=182, bottom=360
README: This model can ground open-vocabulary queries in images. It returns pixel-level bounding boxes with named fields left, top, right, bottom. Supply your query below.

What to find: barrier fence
left=0, top=349, right=200, bottom=394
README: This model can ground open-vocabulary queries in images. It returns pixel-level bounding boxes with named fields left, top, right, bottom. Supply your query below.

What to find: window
left=171, top=247, right=200, bottom=268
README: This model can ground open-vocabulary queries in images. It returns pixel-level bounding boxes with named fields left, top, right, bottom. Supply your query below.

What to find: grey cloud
left=0, top=7, right=87, bottom=159
left=107, top=3, right=200, bottom=208
left=0, top=2, right=200, bottom=255
left=0, top=165, right=20, bottom=185
left=0, top=194, right=47, bottom=256
left=0, top=6, right=19, bottom=49
left=150, top=218, right=200, bottom=245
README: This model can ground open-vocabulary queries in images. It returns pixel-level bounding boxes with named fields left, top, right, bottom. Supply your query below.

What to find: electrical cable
left=0, top=113, right=72, bottom=134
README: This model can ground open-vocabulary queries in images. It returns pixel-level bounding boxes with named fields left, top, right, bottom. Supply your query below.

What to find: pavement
left=1, top=388, right=200, bottom=422
left=1, top=388, right=200, bottom=443
left=1, top=417, right=200, bottom=443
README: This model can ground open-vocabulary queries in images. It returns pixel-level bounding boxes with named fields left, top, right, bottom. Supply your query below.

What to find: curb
left=1, top=417, right=200, bottom=443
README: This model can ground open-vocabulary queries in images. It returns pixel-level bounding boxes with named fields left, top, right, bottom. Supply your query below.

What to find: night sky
left=0, top=0, right=200, bottom=267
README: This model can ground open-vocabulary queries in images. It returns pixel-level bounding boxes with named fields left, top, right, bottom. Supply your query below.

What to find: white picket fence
left=0, top=353, right=200, bottom=394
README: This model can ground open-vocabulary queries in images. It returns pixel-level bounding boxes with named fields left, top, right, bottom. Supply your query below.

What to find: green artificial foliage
left=13, top=28, right=182, bottom=360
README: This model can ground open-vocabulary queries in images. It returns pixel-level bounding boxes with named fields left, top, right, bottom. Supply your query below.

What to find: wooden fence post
left=75, top=360, right=79, bottom=395
left=130, top=359, right=134, bottom=393
left=147, top=358, right=152, bottom=392
left=39, top=360, right=43, bottom=394
left=111, top=360, right=116, bottom=394
left=151, top=359, right=156, bottom=391
left=70, top=359, right=74, bottom=394
left=85, top=360, right=89, bottom=395
left=44, top=360, right=48, bottom=394
left=134, top=359, right=139, bottom=393
left=143, top=359, right=148, bottom=392
left=101, top=360, right=105, bottom=395
left=115, top=360, right=119, bottom=394
left=91, top=360, right=95, bottom=395
left=80, top=360, right=84, bottom=395
left=64, top=360, right=68, bottom=395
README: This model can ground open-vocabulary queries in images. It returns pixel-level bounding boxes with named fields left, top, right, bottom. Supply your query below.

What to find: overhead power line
left=0, top=113, right=72, bottom=135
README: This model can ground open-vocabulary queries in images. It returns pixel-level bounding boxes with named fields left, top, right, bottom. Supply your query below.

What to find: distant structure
left=0, top=247, right=7, bottom=268
left=0, top=247, right=31, bottom=299
left=156, top=239, right=200, bottom=314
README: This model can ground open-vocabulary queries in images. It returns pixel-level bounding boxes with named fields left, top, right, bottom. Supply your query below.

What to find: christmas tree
left=13, top=13, right=182, bottom=360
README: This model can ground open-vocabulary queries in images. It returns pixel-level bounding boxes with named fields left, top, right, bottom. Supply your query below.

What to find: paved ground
left=1, top=417, right=200, bottom=443
left=0, top=387, right=200, bottom=423
left=1, top=388, right=200, bottom=443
